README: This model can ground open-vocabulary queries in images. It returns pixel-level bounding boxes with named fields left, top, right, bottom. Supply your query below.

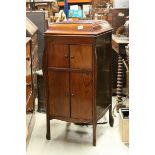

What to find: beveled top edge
left=44, top=28, right=113, bottom=36
left=50, top=20, right=104, bottom=24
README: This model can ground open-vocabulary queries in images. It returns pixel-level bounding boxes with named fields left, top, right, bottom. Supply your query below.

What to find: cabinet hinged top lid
left=44, top=20, right=113, bottom=36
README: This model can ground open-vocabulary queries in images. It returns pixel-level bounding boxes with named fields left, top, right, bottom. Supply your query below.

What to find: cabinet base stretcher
left=46, top=104, right=114, bottom=146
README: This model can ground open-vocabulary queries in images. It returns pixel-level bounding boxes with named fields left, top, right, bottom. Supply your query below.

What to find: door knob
left=71, top=93, right=75, bottom=97
left=64, top=54, right=69, bottom=59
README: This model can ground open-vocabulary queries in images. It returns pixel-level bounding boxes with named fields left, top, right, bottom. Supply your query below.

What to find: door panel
left=70, top=45, right=92, bottom=69
left=48, top=44, right=69, bottom=68
left=70, top=72, right=93, bottom=120
left=48, top=71, right=70, bottom=117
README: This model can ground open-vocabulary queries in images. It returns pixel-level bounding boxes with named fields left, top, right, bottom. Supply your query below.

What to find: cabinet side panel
left=48, top=71, right=70, bottom=117
left=96, top=33, right=112, bottom=113
left=71, top=72, right=93, bottom=120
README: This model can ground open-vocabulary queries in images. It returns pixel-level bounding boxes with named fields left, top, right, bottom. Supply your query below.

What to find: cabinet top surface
left=45, top=20, right=112, bottom=36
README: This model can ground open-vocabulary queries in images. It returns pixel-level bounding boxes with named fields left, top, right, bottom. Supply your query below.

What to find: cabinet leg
left=46, top=118, right=51, bottom=140
left=109, top=105, right=114, bottom=127
left=93, top=122, right=96, bottom=146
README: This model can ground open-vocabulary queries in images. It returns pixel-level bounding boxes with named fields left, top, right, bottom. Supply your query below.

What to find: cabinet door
left=70, top=45, right=92, bottom=69
left=70, top=72, right=93, bottom=120
left=48, top=44, right=69, bottom=68
left=48, top=71, right=70, bottom=117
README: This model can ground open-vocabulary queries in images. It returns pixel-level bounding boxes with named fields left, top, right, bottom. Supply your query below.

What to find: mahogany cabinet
left=26, top=37, right=35, bottom=147
left=43, top=20, right=114, bottom=146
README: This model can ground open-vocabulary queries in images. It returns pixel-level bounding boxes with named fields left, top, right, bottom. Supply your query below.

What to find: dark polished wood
left=70, top=72, right=93, bottom=120
left=70, top=45, right=92, bottom=69
left=48, top=44, right=69, bottom=68
left=48, top=71, right=70, bottom=117
left=43, top=20, right=113, bottom=146
left=46, top=116, right=51, bottom=140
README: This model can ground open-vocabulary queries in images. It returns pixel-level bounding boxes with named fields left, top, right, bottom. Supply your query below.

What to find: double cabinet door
left=48, top=44, right=92, bottom=69
left=47, top=44, right=93, bottom=120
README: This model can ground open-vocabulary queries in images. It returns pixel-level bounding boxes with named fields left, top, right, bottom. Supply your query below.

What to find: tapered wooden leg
left=93, top=122, right=96, bottom=146
left=46, top=117, right=51, bottom=140
left=109, top=105, right=114, bottom=127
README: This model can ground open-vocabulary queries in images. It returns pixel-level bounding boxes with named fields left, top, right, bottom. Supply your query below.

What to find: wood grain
left=71, top=72, right=92, bottom=120
left=70, top=45, right=92, bottom=70
left=48, top=71, right=70, bottom=117
left=48, top=44, right=69, bottom=68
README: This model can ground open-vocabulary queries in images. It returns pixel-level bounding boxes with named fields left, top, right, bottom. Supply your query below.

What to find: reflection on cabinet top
left=45, top=20, right=112, bottom=36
